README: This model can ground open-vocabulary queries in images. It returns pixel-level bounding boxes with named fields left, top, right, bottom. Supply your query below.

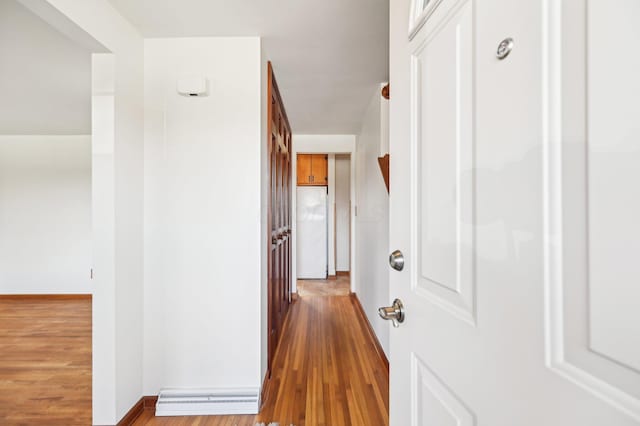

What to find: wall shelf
left=377, top=154, right=390, bottom=193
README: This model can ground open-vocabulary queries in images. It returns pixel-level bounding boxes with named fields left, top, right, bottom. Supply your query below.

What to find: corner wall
left=143, top=37, right=262, bottom=395
left=35, top=2, right=145, bottom=423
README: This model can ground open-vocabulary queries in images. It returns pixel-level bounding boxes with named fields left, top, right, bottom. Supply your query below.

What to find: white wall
left=33, top=1, right=145, bottom=423
left=0, top=0, right=94, bottom=135
left=327, top=154, right=336, bottom=276
left=144, top=37, right=262, bottom=394
left=292, top=135, right=356, bottom=292
left=335, top=155, right=351, bottom=272
left=260, top=42, right=270, bottom=391
left=355, top=86, right=390, bottom=356
left=0, top=135, right=91, bottom=294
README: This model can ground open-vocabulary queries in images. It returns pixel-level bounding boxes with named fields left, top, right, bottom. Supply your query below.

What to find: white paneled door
left=387, top=0, right=640, bottom=425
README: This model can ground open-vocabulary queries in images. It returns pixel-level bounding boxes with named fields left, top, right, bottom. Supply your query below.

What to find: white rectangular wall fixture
left=177, top=75, right=209, bottom=97
left=156, top=388, right=260, bottom=416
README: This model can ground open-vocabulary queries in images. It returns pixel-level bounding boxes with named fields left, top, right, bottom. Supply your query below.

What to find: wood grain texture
left=144, top=396, right=159, bottom=409
left=132, top=409, right=256, bottom=426
left=131, top=294, right=388, bottom=426
left=350, top=294, right=389, bottom=372
left=381, top=84, right=390, bottom=100
left=257, top=295, right=389, bottom=426
left=296, top=277, right=350, bottom=297
left=296, top=154, right=328, bottom=186
left=297, top=153, right=312, bottom=186
left=0, top=297, right=91, bottom=425
left=118, top=397, right=145, bottom=426
left=267, top=61, right=293, bottom=378
left=0, top=294, right=92, bottom=300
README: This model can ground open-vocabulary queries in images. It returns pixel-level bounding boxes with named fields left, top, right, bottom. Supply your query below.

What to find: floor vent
left=155, top=388, right=260, bottom=416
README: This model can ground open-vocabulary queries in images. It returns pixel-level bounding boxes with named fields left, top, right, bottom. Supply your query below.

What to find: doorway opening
left=0, top=1, right=98, bottom=423
left=294, top=153, right=354, bottom=297
left=260, top=149, right=387, bottom=424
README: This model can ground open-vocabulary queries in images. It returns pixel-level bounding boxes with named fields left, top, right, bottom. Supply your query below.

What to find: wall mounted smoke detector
left=177, top=76, right=209, bottom=97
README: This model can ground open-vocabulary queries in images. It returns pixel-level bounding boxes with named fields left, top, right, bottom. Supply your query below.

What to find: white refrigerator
left=296, top=186, right=328, bottom=279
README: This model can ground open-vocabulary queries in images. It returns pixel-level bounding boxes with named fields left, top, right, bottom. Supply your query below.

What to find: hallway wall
left=335, top=154, right=351, bottom=271
left=328, top=154, right=336, bottom=276
left=259, top=43, right=271, bottom=391
left=143, top=37, right=262, bottom=395
left=355, top=85, right=390, bottom=356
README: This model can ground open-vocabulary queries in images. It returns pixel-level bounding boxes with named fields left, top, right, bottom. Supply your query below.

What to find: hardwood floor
left=257, top=294, right=388, bottom=426
left=132, top=410, right=256, bottom=426
left=0, top=296, right=92, bottom=425
left=296, top=275, right=350, bottom=297
left=132, top=289, right=389, bottom=426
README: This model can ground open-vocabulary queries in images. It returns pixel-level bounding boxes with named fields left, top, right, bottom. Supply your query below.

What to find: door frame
left=266, top=62, right=293, bottom=377
left=16, top=6, right=119, bottom=423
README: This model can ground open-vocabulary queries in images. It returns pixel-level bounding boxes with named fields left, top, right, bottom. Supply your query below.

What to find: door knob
left=389, top=250, right=404, bottom=271
left=378, top=299, right=405, bottom=327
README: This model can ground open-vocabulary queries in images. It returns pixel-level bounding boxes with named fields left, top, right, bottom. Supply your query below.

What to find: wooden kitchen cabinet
left=297, top=154, right=312, bottom=185
left=297, top=154, right=328, bottom=186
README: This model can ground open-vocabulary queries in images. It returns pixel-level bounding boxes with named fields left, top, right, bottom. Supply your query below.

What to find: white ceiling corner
left=0, top=0, right=93, bottom=135
left=108, top=0, right=389, bottom=134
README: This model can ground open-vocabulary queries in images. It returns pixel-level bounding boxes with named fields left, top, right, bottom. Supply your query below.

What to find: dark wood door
left=267, top=62, right=292, bottom=378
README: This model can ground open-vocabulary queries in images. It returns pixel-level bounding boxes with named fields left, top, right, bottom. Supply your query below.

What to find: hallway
left=257, top=293, right=389, bottom=425
left=133, top=286, right=389, bottom=425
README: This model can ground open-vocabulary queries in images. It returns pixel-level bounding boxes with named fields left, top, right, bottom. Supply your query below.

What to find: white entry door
left=387, top=0, right=640, bottom=424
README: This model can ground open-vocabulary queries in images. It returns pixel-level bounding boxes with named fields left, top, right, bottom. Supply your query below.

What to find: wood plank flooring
left=132, top=410, right=256, bottom=425
left=257, top=295, right=389, bottom=426
left=132, top=291, right=388, bottom=426
left=0, top=296, right=92, bottom=425
left=296, top=276, right=350, bottom=297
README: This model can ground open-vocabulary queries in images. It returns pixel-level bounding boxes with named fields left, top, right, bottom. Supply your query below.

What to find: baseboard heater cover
left=156, top=388, right=260, bottom=416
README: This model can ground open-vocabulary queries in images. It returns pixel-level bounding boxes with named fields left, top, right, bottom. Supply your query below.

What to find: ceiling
left=108, top=0, right=389, bottom=134
left=0, top=0, right=92, bottom=135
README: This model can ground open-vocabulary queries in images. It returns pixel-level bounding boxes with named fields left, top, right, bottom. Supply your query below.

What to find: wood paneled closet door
left=267, top=62, right=292, bottom=378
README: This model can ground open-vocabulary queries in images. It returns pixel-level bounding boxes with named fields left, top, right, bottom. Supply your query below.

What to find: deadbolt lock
left=389, top=250, right=405, bottom=271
